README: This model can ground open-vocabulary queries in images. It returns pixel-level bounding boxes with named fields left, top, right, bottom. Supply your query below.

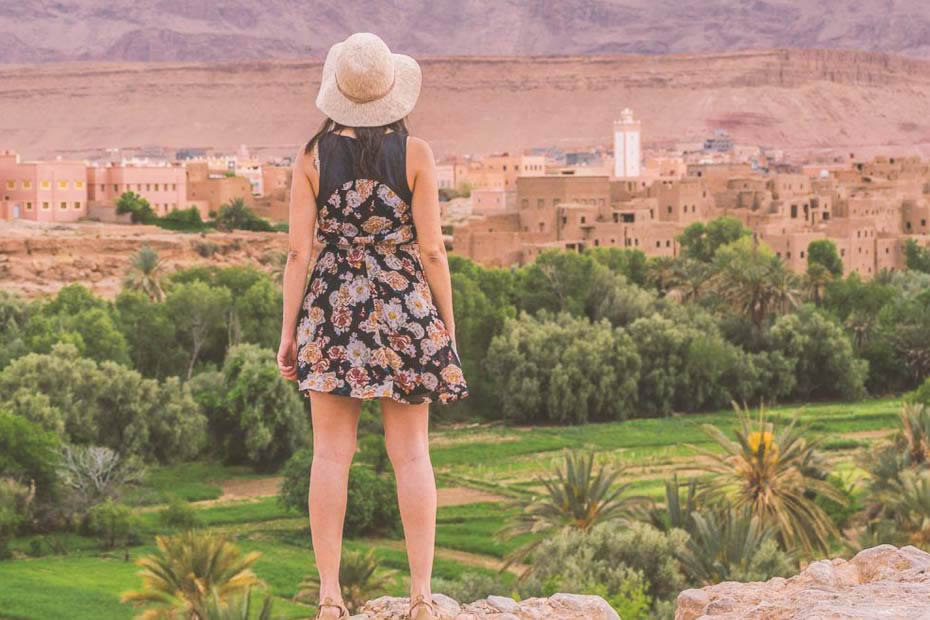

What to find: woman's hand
left=277, top=337, right=298, bottom=381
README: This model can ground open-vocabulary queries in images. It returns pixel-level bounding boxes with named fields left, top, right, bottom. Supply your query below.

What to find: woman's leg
left=308, top=390, right=361, bottom=615
left=380, top=397, right=436, bottom=603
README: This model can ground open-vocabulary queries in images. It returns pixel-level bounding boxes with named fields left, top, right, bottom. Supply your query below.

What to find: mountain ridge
left=3, top=1, right=930, bottom=63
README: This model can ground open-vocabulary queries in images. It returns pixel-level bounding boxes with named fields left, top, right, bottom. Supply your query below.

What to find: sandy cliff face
left=2, top=49, right=930, bottom=161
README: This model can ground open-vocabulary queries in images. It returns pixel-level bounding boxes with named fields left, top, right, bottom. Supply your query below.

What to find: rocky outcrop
left=351, top=592, right=618, bottom=619
left=675, top=544, right=930, bottom=620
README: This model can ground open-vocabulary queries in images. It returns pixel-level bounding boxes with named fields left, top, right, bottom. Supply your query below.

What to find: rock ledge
left=675, top=544, right=930, bottom=619
left=351, top=592, right=619, bottom=619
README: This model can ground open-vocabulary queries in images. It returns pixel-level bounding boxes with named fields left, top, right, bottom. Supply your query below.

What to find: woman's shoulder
left=405, top=135, right=435, bottom=164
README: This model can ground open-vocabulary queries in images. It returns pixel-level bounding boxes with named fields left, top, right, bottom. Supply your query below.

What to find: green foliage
left=0, top=343, right=207, bottom=463
left=904, top=238, right=930, bottom=273
left=677, top=216, right=752, bottom=263
left=497, top=450, right=650, bottom=576
left=24, top=284, right=131, bottom=366
left=0, top=290, right=30, bottom=372
left=277, top=449, right=401, bottom=537
left=807, top=239, right=844, bottom=277
left=690, top=404, right=845, bottom=555
left=677, top=507, right=795, bottom=585
left=158, top=493, right=203, bottom=531
left=165, top=280, right=233, bottom=379
left=192, top=343, right=308, bottom=471
left=114, top=289, right=186, bottom=380
left=156, top=206, right=210, bottom=232
left=120, top=530, right=264, bottom=618
left=116, top=191, right=156, bottom=223
left=585, top=247, right=650, bottom=287
left=0, top=477, right=35, bottom=559
left=357, top=434, right=390, bottom=473
left=767, top=304, right=868, bottom=400
left=905, top=377, right=930, bottom=407
left=0, top=411, right=60, bottom=502
left=431, top=571, right=511, bottom=605
left=486, top=310, right=640, bottom=424
left=296, top=547, right=398, bottom=613
left=86, top=498, right=142, bottom=549
left=518, top=521, right=686, bottom=613
left=214, top=198, right=274, bottom=232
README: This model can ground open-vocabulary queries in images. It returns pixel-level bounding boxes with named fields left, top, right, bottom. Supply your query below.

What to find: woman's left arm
left=277, top=143, right=319, bottom=381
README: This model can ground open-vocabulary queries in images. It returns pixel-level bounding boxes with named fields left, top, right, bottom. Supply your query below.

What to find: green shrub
left=357, top=434, right=389, bottom=473
left=86, top=498, right=142, bottom=549
left=431, top=572, right=511, bottom=605
left=158, top=493, right=203, bottom=530
left=518, top=521, right=687, bottom=610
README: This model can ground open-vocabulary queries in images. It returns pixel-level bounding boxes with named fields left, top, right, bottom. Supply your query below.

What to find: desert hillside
left=3, top=0, right=930, bottom=62
left=2, top=49, right=930, bottom=161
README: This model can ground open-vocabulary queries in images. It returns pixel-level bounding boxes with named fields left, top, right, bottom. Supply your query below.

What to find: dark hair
left=304, top=116, right=409, bottom=182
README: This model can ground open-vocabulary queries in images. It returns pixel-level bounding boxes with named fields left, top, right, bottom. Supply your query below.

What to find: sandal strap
left=316, top=596, right=348, bottom=618
left=409, top=593, right=435, bottom=612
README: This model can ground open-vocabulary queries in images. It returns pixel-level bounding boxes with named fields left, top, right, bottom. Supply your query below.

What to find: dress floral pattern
left=296, top=176, right=469, bottom=405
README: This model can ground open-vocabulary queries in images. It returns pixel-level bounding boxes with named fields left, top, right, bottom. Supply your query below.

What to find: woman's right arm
left=277, top=143, right=319, bottom=381
left=407, top=136, right=457, bottom=351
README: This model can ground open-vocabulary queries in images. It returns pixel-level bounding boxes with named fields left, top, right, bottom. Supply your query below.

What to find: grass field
left=0, top=396, right=902, bottom=619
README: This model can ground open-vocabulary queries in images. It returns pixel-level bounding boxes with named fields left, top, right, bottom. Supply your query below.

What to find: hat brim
left=316, top=42, right=422, bottom=127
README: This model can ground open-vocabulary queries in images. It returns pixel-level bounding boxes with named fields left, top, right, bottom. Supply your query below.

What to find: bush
left=86, top=498, right=142, bottom=549
left=357, top=434, right=389, bottom=473
left=0, top=477, right=35, bottom=558
left=518, top=521, right=687, bottom=611
left=191, top=344, right=309, bottom=472
left=158, top=493, right=203, bottom=530
left=277, top=449, right=400, bottom=538
left=486, top=310, right=640, bottom=424
left=431, top=572, right=511, bottom=605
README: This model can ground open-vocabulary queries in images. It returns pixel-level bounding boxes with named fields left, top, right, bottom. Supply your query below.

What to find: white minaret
left=613, top=108, right=641, bottom=179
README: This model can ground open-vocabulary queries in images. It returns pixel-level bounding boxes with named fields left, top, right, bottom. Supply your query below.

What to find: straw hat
left=316, top=32, right=422, bottom=127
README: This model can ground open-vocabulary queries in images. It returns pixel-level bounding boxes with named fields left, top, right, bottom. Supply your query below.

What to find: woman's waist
left=319, top=235, right=419, bottom=251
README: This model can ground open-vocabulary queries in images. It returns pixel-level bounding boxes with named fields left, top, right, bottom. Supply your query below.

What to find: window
left=537, top=198, right=544, bottom=208
left=172, top=183, right=177, bottom=191
left=666, top=240, right=671, bottom=247
left=100, top=184, right=105, bottom=192
left=60, top=201, right=67, bottom=209
left=73, top=201, right=81, bottom=209
left=580, top=216, right=586, bottom=224
left=58, top=180, right=68, bottom=189
left=41, top=180, right=50, bottom=189
left=656, top=240, right=661, bottom=248
left=25, top=201, right=32, bottom=210
left=667, top=205, right=672, bottom=214
left=113, top=184, right=119, bottom=192
left=42, top=201, right=50, bottom=209
left=75, top=180, right=84, bottom=189
left=521, top=199, right=528, bottom=209
left=22, top=180, right=31, bottom=190
left=5, top=180, right=14, bottom=190
left=146, top=184, right=151, bottom=191
left=800, top=251, right=805, bottom=258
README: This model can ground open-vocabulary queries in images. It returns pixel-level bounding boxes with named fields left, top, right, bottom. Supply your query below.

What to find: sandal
left=314, top=595, right=349, bottom=619
left=407, top=593, right=438, bottom=620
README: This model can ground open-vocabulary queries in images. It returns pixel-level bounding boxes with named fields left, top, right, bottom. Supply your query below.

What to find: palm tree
left=677, top=507, right=787, bottom=586
left=687, top=402, right=846, bottom=555
left=296, top=548, right=397, bottom=614
left=262, top=250, right=288, bottom=285
left=878, top=470, right=930, bottom=547
left=120, top=530, right=264, bottom=619
left=124, top=246, right=166, bottom=302
left=647, top=472, right=698, bottom=533
left=710, top=250, right=801, bottom=333
left=203, top=585, right=274, bottom=620
left=494, top=450, right=650, bottom=580
left=803, top=263, right=833, bottom=305
left=669, top=258, right=713, bottom=303
left=646, top=256, right=678, bottom=296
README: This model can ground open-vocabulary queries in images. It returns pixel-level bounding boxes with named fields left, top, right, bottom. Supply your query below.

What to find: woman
left=276, top=32, right=469, bottom=620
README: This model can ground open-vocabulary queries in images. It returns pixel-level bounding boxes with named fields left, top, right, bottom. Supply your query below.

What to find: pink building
left=0, top=150, right=88, bottom=221
left=87, top=163, right=188, bottom=216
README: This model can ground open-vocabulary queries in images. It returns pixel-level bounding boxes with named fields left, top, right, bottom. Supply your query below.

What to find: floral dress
left=295, top=131, right=469, bottom=405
